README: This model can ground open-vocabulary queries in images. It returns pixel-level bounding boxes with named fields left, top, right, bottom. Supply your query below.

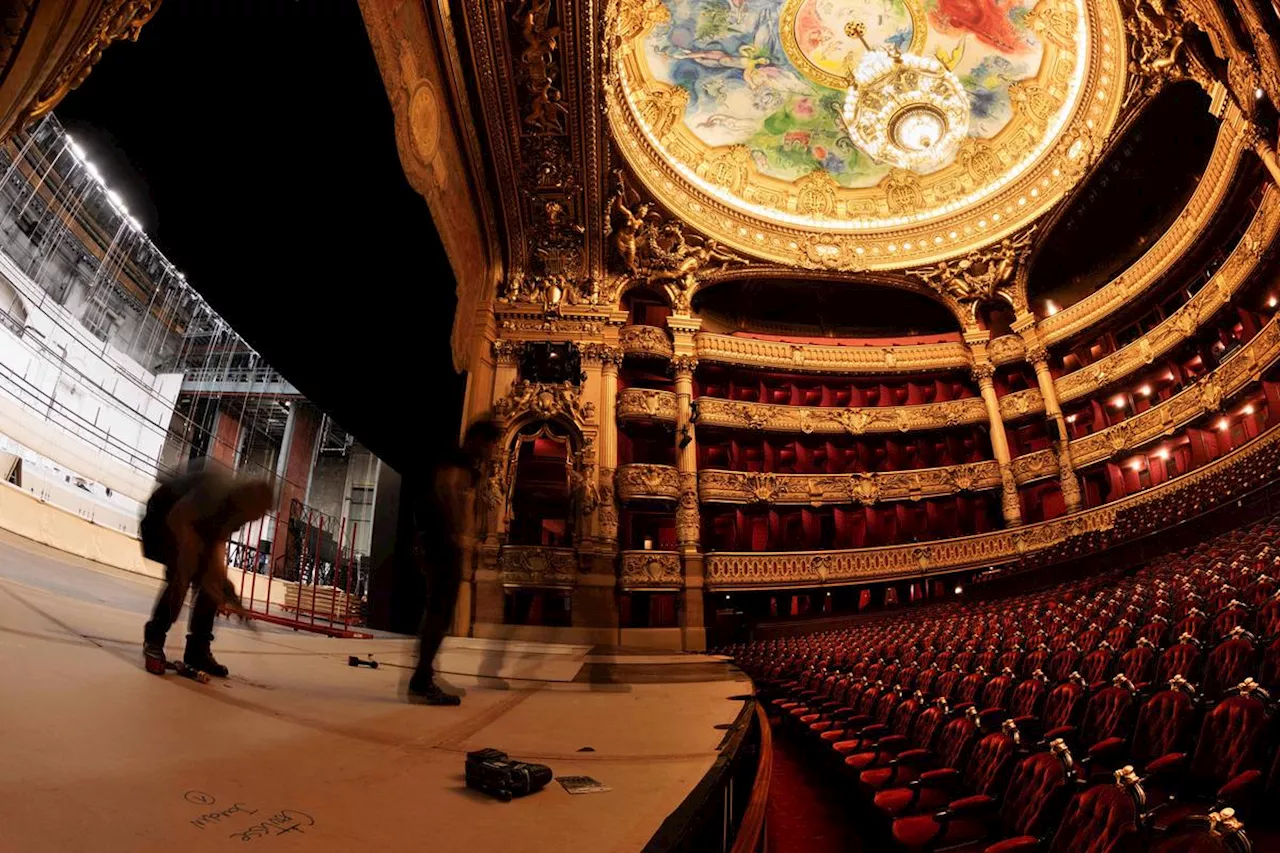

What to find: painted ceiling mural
left=606, top=0, right=1126, bottom=270
left=642, top=0, right=1044, bottom=188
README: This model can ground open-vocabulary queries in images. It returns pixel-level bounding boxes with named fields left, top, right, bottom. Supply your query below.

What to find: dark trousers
left=413, top=543, right=462, bottom=683
left=144, top=559, right=217, bottom=649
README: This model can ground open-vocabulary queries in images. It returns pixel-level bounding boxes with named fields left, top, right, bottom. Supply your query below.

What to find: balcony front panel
left=705, top=419, right=1280, bottom=589
left=620, top=325, right=674, bottom=360
left=694, top=333, right=970, bottom=375
left=616, top=463, right=681, bottom=502
left=497, top=546, right=579, bottom=587
left=620, top=550, right=683, bottom=589
left=617, top=388, right=678, bottom=424
left=699, top=462, right=1001, bottom=506
left=695, top=396, right=989, bottom=436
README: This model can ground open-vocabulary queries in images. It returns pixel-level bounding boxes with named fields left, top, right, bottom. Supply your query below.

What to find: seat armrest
left=892, top=748, right=932, bottom=766
left=984, top=836, right=1040, bottom=853
left=935, top=794, right=997, bottom=824
left=1042, top=725, right=1076, bottom=743
left=857, top=724, right=889, bottom=740
left=1087, top=737, right=1127, bottom=766
left=1217, top=769, right=1263, bottom=808
left=1143, top=752, right=1187, bottom=778
left=918, top=767, right=961, bottom=789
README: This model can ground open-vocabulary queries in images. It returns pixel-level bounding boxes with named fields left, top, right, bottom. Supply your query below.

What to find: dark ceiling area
left=693, top=278, right=960, bottom=337
left=56, top=1, right=463, bottom=479
left=1027, top=82, right=1220, bottom=309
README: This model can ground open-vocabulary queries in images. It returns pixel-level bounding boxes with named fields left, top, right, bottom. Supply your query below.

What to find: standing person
left=408, top=418, right=501, bottom=705
left=140, top=468, right=275, bottom=678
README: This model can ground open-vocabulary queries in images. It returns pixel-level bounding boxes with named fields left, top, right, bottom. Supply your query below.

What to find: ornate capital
left=971, top=362, right=997, bottom=384
left=1024, top=341, right=1050, bottom=366
left=580, top=342, right=624, bottom=366
left=492, top=339, right=525, bottom=365
left=671, top=354, right=699, bottom=376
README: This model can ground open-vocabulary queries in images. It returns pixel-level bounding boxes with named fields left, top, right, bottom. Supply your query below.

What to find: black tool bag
left=465, top=748, right=553, bottom=801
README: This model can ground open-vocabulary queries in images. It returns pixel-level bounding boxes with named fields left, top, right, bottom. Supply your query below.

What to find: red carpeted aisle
left=765, top=722, right=863, bottom=853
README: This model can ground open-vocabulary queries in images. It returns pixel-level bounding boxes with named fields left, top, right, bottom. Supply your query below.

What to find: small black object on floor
left=465, top=748, right=553, bottom=802
left=348, top=655, right=378, bottom=669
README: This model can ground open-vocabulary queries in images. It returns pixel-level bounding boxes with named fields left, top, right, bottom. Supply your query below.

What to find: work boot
left=143, top=641, right=167, bottom=675
left=408, top=671, right=461, bottom=706
left=183, top=639, right=229, bottom=678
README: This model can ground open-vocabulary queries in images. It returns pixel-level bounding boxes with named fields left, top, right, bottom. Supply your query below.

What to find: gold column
left=670, top=316, right=705, bottom=650
left=672, top=353, right=700, bottom=550
left=1025, top=341, right=1083, bottom=513
left=971, top=360, right=1022, bottom=527
left=597, top=348, right=622, bottom=545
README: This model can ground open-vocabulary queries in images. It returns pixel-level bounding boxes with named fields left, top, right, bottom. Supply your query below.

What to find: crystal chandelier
left=841, top=22, right=971, bottom=174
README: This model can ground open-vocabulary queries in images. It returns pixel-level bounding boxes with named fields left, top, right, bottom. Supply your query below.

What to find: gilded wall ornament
left=512, top=0, right=568, bottom=134
left=494, top=380, right=595, bottom=424
left=908, top=227, right=1037, bottom=307
left=849, top=473, right=880, bottom=505
left=621, top=551, right=682, bottom=586
left=618, top=325, right=674, bottom=358
left=606, top=172, right=746, bottom=310
left=616, top=463, right=681, bottom=500
left=499, top=546, right=579, bottom=584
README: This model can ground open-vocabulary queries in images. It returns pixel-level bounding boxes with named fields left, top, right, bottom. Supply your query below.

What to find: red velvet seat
left=1046, top=645, right=1082, bottom=683
left=1079, top=645, right=1114, bottom=688
left=1037, top=675, right=1087, bottom=742
left=872, top=722, right=1018, bottom=821
left=1155, top=639, right=1202, bottom=685
left=889, top=741, right=1076, bottom=852
left=1149, top=684, right=1273, bottom=828
left=1201, top=635, right=1256, bottom=701
left=1148, top=810, right=1254, bottom=853
left=857, top=707, right=982, bottom=794
left=1043, top=772, right=1144, bottom=853
left=1115, top=640, right=1156, bottom=686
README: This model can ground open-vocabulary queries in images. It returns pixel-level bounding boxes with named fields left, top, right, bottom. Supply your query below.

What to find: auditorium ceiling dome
left=606, top=0, right=1126, bottom=269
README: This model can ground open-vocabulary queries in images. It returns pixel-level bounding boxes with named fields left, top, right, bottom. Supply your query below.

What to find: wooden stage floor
left=0, top=530, right=749, bottom=853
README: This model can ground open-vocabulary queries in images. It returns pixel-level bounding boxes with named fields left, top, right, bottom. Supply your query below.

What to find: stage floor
left=0, top=530, right=750, bottom=853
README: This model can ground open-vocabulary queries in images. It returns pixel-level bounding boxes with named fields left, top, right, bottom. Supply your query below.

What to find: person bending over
left=408, top=418, right=501, bottom=705
left=141, top=468, right=274, bottom=677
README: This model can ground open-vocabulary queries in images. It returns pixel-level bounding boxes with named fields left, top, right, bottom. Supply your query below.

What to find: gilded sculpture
left=513, top=0, right=569, bottom=134
left=607, top=171, right=746, bottom=310
left=908, top=227, right=1037, bottom=307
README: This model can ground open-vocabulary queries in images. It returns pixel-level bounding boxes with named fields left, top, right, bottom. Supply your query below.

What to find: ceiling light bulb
left=1156, top=449, right=1169, bottom=460
left=1112, top=395, right=1126, bottom=408
left=1066, top=413, right=1077, bottom=424
left=1243, top=404, right=1255, bottom=415
left=1256, top=87, right=1265, bottom=100
left=954, top=585, right=963, bottom=595
left=1045, top=300, right=1059, bottom=316
left=1269, top=296, right=1277, bottom=308
left=1130, top=460, right=1142, bottom=471
left=1218, top=417, right=1230, bottom=430
left=1139, top=385, right=1151, bottom=396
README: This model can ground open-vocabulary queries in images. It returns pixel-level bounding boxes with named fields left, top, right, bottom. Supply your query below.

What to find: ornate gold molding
left=707, top=414, right=1280, bottom=587
left=619, top=324, right=673, bottom=359
left=1038, top=113, right=1252, bottom=346
left=16, top=1, right=163, bottom=130
left=698, top=462, right=1001, bottom=507
left=498, top=546, right=578, bottom=585
left=693, top=333, right=971, bottom=375
left=617, top=387, right=678, bottom=423
left=1007, top=315, right=1280, bottom=483
left=694, top=396, right=988, bottom=436
left=602, top=0, right=1125, bottom=271
left=1055, top=187, right=1278, bottom=403
left=493, top=380, right=595, bottom=425
left=615, top=462, right=680, bottom=502
left=620, top=550, right=683, bottom=588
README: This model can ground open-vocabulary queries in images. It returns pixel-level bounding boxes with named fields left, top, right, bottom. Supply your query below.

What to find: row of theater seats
left=724, top=515, right=1280, bottom=851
